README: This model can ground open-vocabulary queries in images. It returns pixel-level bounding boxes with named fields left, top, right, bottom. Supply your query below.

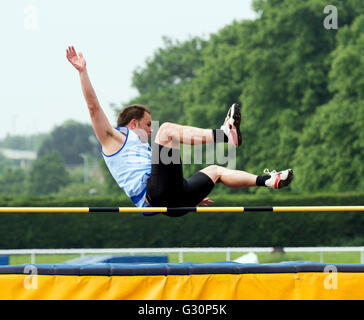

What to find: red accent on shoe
left=274, top=173, right=281, bottom=189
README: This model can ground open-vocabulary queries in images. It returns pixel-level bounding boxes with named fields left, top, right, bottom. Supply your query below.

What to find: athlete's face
left=134, top=112, right=152, bottom=142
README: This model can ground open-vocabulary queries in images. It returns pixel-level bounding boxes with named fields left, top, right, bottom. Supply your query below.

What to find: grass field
left=8, top=251, right=363, bottom=265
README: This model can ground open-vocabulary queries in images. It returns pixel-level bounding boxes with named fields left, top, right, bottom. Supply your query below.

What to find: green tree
left=126, top=36, right=208, bottom=125
left=0, top=167, right=27, bottom=195
left=0, top=133, right=47, bottom=151
left=0, top=154, right=12, bottom=174
left=38, top=120, right=100, bottom=166
left=294, top=15, right=364, bottom=192
left=28, top=151, right=71, bottom=195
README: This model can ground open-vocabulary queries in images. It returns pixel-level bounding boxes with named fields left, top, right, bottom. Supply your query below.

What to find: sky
left=0, top=0, right=256, bottom=139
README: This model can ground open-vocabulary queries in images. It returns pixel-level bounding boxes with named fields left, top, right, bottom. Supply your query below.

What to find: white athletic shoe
left=220, top=103, right=242, bottom=146
left=263, top=168, right=294, bottom=189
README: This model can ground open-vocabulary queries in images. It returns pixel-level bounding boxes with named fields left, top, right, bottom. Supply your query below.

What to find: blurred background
left=0, top=0, right=364, bottom=264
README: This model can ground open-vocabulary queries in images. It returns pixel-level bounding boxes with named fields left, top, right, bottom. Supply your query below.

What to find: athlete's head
left=117, top=104, right=152, bottom=142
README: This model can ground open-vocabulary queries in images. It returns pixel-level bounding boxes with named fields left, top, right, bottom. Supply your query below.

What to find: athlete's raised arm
left=66, top=46, right=124, bottom=153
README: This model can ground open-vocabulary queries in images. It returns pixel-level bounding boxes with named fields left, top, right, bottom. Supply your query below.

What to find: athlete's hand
left=66, top=46, right=86, bottom=72
left=198, top=198, right=214, bottom=206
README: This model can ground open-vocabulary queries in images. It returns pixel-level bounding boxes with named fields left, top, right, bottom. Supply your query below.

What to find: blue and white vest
left=102, top=127, right=152, bottom=208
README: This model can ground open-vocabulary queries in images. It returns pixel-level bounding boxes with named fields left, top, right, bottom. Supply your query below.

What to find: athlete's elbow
left=88, top=103, right=101, bottom=117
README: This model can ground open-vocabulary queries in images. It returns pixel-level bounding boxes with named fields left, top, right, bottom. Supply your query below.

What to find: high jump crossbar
left=0, top=206, right=363, bottom=213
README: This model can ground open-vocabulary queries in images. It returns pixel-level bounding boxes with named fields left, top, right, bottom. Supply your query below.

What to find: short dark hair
left=117, top=104, right=150, bottom=127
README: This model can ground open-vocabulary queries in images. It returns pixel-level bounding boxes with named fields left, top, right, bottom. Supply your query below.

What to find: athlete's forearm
left=79, top=68, right=101, bottom=112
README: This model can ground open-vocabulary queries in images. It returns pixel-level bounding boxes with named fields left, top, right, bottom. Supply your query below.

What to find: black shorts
left=146, top=144, right=215, bottom=217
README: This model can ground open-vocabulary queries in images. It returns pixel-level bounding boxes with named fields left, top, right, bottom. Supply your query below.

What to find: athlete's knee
left=159, top=122, right=175, bottom=134
left=200, top=165, right=223, bottom=184
left=205, top=164, right=220, bottom=172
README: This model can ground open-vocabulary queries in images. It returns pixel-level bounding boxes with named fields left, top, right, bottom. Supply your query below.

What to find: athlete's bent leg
left=155, top=122, right=214, bottom=149
left=199, top=165, right=257, bottom=188
left=154, top=103, right=242, bottom=148
left=199, top=165, right=294, bottom=190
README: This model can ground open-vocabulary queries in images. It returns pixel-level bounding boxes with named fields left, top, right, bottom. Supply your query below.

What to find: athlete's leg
left=200, top=165, right=294, bottom=190
left=200, top=165, right=257, bottom=188
left=155, top=122, right=215, bottom=149
left=155, top=103, right=242, bottom=149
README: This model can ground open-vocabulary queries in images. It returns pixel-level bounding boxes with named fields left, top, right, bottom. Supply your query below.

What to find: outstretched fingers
left=71, top=46, right=77, bottom=55
left=66, top=47, right=72, bottom=61
left=66, top=45, right=86, bottom=72
left=67, top=45, right=79, bottom=57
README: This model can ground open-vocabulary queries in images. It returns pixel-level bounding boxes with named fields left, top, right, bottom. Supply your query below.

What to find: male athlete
left=66, top=46, right=293, bottom=216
